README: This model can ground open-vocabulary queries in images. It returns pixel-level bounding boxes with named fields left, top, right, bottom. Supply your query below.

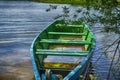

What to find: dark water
left=0, top=1, right=119, bottom=80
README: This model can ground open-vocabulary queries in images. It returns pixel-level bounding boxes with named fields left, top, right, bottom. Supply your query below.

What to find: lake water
left=0, top=1, right=119, bottom=80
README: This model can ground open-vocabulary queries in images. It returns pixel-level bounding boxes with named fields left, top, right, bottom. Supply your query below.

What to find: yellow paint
left=44, top=62, right=78, bottom=68
left=89, top=74, right=97, bottom=80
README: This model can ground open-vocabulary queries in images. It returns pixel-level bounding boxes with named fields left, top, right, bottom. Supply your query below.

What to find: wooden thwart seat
left=56, top=24, right=83, bottom=28
left=36, top=49, right=89, bottom=56
left=37, top=49, right=89, bottom=53
left=48, top=32, right=87, bottom=36
left=40, top=39, right=92, bottom=45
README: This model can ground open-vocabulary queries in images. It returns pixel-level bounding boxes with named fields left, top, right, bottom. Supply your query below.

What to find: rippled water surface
left=0, top=1, right=119, bottom=80
left=0, top=1, right=60, bottom=80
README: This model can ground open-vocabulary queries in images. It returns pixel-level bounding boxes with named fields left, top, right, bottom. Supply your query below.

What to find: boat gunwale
left=30, top=20, right=59, bottom=80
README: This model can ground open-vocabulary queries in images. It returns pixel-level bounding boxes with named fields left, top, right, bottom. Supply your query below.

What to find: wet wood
left=43, top=36, right=86, bottom=69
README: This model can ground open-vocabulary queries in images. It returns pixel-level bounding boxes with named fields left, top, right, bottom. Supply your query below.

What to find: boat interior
left=33, top=21, right=94, bottom=79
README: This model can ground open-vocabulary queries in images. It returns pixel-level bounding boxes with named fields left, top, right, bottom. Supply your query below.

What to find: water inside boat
left=43, top=36, right=86, bottom=69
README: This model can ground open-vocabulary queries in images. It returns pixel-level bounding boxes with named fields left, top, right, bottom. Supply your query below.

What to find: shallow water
left=0, top=1, right=119, bottom=80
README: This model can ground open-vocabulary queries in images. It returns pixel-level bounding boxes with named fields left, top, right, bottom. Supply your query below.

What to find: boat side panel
left=30, top=20, right=60, bottom=80
left=82, top=24, right=94, bottom=51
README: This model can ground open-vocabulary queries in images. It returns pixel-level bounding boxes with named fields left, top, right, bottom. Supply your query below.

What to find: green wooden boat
left=30, top=20, right=95, bottom=80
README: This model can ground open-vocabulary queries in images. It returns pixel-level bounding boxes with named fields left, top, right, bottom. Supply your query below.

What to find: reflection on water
left=0, top=1, right=119, bottom=80
left=0, top=1, right=55, bottom=80
left=0, top=62, right=34, bottom=80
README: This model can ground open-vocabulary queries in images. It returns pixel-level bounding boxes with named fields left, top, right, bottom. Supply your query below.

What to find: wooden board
left=43, top=36, right=86, bottom=69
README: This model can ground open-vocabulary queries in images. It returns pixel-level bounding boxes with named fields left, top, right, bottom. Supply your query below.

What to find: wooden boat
left=30, top=20, right=95, bottom=80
